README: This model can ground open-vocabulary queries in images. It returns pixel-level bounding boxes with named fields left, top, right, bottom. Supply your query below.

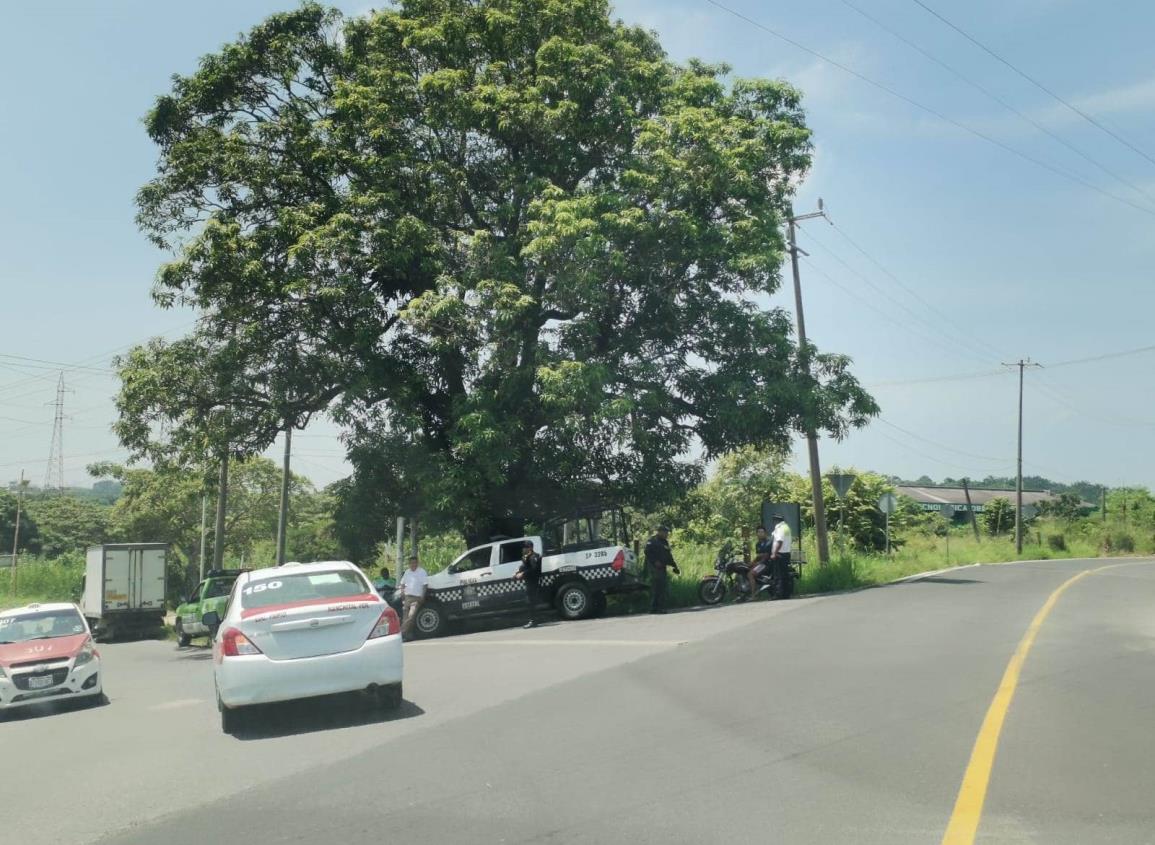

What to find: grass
left=0, top=555, right=85, bottom=611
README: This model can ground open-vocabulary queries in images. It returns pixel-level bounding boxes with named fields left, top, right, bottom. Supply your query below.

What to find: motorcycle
left=697, top=541, right=795, bottom=605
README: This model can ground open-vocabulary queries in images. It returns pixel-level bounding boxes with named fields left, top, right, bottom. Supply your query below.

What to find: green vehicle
left=173, top=569, right=248, bottom=646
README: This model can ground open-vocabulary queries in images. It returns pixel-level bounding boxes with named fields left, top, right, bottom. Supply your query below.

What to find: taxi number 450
left=242, top=581, right=283, bottom=596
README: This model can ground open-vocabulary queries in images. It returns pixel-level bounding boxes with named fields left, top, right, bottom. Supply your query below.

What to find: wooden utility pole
left=787, top=201, right=832, bottom=566
left=212, top=452, right=229, bottom=571
left=962, top=478, right=981, bottom=542
left=275, top=427, right=293, bottom=566
left=10, top=471, right=27, bottom=594
left=1003, top=358, right=1041, bottom=554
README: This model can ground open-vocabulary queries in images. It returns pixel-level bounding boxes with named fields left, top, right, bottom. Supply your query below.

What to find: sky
left=1, top=0, right=1153, bottom=494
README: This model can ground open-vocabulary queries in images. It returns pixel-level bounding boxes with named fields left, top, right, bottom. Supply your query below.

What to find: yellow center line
left=942, top=561, right=1152, bottom=844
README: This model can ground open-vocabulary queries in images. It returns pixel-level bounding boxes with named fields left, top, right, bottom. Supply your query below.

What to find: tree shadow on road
left=893, top=576, right=983, bottom=585
left=230, top=694, right=424, bottom=741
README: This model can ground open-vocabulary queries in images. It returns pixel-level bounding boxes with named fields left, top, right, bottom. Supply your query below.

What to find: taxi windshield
left=0, top=609, right=86, bottom=644
left=239, top=570, right=371, bottom=610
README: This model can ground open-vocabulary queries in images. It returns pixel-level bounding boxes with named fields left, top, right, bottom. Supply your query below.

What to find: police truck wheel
left=175, top=618, right=191, bottom=648
left=697, top=577, right=727, bottom=605
left=414, top=604, right=445, bottom=638
left=555, top=582, right=592, bottom=620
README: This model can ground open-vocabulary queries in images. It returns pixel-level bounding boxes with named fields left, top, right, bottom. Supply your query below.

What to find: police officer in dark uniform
left=644, top=525, right=680, bottom=614
left=515, top=539, right=544, bottom=629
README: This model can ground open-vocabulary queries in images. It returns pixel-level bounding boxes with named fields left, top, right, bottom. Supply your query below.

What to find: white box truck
left=81, top=543, right=168, bottom=640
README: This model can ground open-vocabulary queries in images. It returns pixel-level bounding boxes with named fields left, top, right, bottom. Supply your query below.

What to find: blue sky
left=1, top=0, right=1153, bottom=492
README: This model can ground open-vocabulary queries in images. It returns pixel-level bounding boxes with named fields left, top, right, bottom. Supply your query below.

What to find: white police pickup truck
left=410, top=510, right=644, bottom=638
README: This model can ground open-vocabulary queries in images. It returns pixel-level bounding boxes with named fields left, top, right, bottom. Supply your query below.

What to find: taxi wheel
left=221, top=704, right=243, bottom=735
left=175, top=619, right=191, bottom=648
left=555, top=581, right=592, bottom=621
left=376, top=683, right=403, bottom=711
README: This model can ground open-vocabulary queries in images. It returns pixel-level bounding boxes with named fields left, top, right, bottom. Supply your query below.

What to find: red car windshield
left=239, top=570, right=372, bottom=610
left=0, top=609, right=86, bottom=644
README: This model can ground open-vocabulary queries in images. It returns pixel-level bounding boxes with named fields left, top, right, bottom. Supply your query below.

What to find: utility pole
left=10, top=471, right=27, bottom=594
left=275, top=426, right=293, bottom=566
left=212, top=452, right=229, bottom=571
left=1100, top=486, right=1107, bottom=523
left=787, top=200, right=832, bottom=566
left=198, top=490, right=208, bottom=580
left=962, top=478, right=981, bottom=542
left=1003, top=358, right=1041, bottom=554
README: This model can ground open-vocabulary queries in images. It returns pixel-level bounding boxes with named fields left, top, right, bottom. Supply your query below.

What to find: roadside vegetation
left=4, top=448, right=1146, bottom=614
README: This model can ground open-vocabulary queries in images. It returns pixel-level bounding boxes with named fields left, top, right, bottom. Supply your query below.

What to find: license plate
left=28, top=675, right=54, bottom=689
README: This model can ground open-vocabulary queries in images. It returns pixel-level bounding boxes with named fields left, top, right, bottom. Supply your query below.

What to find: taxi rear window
left=239, top=570, right=371, bottom=610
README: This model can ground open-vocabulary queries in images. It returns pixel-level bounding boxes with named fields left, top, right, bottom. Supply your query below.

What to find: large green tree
left=24, top=496, right=111, bottom=558
left=123, top=0, right=877, bottom=544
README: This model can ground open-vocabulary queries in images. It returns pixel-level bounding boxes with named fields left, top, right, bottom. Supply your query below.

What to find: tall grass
left=0, top=552, right=86, bottom=610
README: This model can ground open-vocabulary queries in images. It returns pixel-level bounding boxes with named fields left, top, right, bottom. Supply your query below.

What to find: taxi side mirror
left=201, top=611, right=221, bottom=633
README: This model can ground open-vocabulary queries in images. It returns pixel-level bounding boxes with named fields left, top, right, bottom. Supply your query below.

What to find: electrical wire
left=840, top=0, right=1155, bottom=210
left=799, top=226, right=1002, bottom=365
left=700, top=0, right=1155, bottom=218
left=908, top=0, right=1155, bottom=170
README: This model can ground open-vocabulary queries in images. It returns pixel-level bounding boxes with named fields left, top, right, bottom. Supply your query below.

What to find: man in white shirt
left=397, top=556, right=428, bottom=639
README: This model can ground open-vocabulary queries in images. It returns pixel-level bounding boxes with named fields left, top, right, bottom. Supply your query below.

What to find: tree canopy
left=120, top=0, right=877, bottom=542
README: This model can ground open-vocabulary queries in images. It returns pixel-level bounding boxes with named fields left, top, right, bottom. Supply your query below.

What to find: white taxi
left=0, top=603, right=103, bottom=714
left=204, top=561, right=403, bottom=734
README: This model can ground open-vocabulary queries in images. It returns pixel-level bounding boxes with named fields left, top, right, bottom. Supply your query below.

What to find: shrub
left=1046, top=534, right=1067, bottom=552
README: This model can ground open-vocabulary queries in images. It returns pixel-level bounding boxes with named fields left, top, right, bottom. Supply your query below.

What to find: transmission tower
left=43, top=372, right=71, bottom=494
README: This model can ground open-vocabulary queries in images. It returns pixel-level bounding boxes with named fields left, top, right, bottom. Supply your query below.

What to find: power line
left=797, top=255, right=986, bottom=363
left=700, top=0, right=1155, bottom=218
left=876, top=418, right=1008, bottom=463
left=869, top=368, right=1009, bottom=387
left=1045, top=343, right=1155, bottom=369
left=799, top=231, right=991, bottom=361
left=840, top=0, right=1155, bottom=210
left=802, top=223, right=1004, bottom=364
left=908, top=0, right=1155, bottom=170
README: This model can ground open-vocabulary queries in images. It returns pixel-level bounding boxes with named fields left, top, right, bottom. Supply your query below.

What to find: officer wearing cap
left=644, top=525, right=680, bottom=614
left=514, top=539, right=544, bottom=629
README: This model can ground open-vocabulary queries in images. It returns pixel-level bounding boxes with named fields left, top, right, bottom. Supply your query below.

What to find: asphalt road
left=4, top=557, right=1154, bottom=844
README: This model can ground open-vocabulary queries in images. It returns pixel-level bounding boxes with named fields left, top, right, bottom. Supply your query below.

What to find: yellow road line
left=941, top=562, right=1148, bottom=844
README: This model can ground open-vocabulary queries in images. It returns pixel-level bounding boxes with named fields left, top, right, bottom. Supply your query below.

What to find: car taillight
left=611, top=550, right=625, bottom=571
left=221, top=628, right=263, bottom=657
left=368, top=606, right=400, bottom=639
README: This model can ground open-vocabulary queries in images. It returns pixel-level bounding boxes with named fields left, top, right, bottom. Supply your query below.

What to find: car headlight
left=74, top=641, right=97, bottom=668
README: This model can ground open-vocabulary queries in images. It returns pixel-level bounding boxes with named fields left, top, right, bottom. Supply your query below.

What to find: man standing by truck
left=644, top=526, right=680, bottom=614
left=397, top=556, right=428, bottom=640
left=514, top=540, right=544, bottom=629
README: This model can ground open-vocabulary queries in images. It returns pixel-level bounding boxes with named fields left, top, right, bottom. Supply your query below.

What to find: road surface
left=4, top=557, right=1154, bottom=844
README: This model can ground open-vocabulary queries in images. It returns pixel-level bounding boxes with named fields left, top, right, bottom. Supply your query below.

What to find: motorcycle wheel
left=698, top=577, right=727, bottom=605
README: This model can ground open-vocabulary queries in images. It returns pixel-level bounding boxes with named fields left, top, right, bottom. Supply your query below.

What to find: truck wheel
left=175, top=618, right=191, bottom=648
left=697, top=577, right=727, bottom=605
left=555, top=581, right=592, bottom=620
left=414, top=603, right=445, bottom=638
